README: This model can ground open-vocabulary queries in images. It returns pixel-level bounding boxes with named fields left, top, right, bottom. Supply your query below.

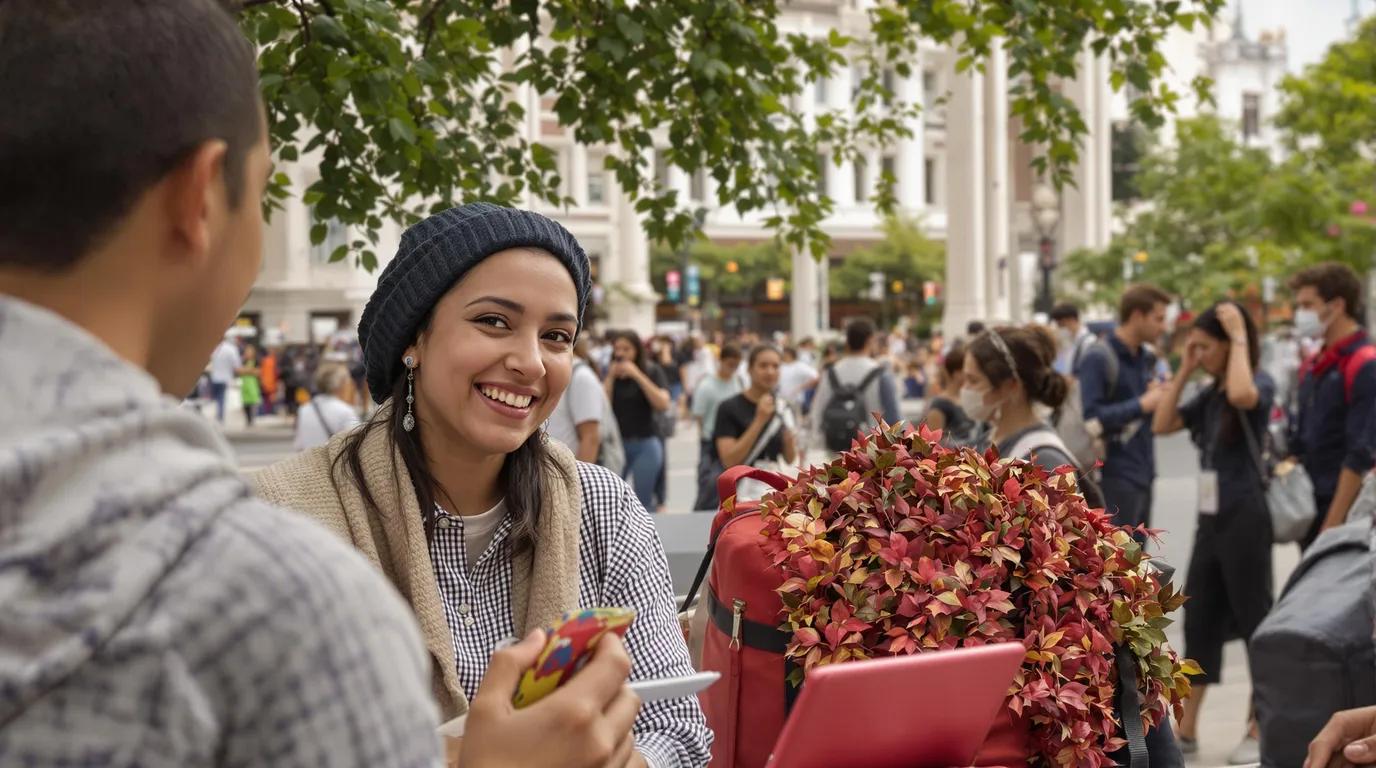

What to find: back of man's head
left=0, top=0, right=262, bottom=271
left=1049, top=302, right=1080, bottom=325
left=845, top=318, right=876, bottom=353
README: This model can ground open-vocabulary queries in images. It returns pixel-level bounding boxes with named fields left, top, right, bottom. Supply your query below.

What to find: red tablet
left=766, top=642, right=1025, bottom=768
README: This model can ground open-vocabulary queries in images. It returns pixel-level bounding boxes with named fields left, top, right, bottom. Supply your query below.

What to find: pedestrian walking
left=1050, top=301, right=1096, bottom=376
left=252, top=203, right=710, bottom=765
left=0, top=2, right=446, bottom=763
left=810, top=318, right=903, bottom=452
left=259, top=344, right=279, bottom=415
left=713, top=345, right=799, bottom=501
left=294, top=362, right=362, bottom=451
left=1287, top=262, right=1376, bottom=548
left=605, top=329, right=673, bottom=511
left=238, top=343, right=262, bottom=427
left=1079, top=284, right=1172, bottom=541
left=209, top=332, right=241, bottom=423
left=691, top=344, right=743, bottom=510
left=1152, top=302, right=1274, bottom=760
left=545, top=338, right=607, bottom=464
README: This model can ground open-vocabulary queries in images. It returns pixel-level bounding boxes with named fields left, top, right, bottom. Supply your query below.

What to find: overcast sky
left=1237, top=0, right=1371, bottom=71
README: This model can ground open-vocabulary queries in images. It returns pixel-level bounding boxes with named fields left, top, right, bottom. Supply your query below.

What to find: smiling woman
left=251, top=203, right=711, bottom=767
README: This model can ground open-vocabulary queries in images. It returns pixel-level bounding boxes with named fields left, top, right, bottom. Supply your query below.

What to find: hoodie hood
left=0, top=297, right=248, bottom=725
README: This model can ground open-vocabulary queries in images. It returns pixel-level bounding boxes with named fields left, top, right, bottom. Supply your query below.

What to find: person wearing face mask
left=1078, top=284, right=1173, bottom=543
left=253, top=203, right=711, bottom=767
left=1050, top=302, right=1095, bottom=376
left=1151, top=302, right=1274, bottom=760
left=923, top=343, right=984, bottom=447
left=1287, top=262, right=1376, bottom=549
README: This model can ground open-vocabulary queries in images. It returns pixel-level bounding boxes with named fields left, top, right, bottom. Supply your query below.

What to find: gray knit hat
left=358, top=202, right=592, bottom=403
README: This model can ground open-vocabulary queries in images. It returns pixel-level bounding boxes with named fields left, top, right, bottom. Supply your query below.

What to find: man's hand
left=1307, top=706, right=1376, bottom=768
left=1139, top=381, right=1165, bottom=413
left=459, top=630, right=643, bottom=768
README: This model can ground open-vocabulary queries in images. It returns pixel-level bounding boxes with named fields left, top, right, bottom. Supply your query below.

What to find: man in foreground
left=0, top=2, right=640, bottom=766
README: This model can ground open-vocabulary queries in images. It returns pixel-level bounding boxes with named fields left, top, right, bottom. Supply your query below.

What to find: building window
left=922, top=69, right=941, bottom=126
left=654, top=150, right=671, bottom=191
left=690, top=168, right=707, bottom=203
left=816, top=153, right=830, bottom=198
left=310, top=208, right=349, bottom=264
left=587, top=170, right=606, bottom=205
left=881, top=67, right=897, bottom=103
left=815, top=75, right=828, bottom=106
left=1242, top=92, right=1261, bottom=140
left=924, top=156, right=937, bottom=205
left=853, top=156, right=868, bottom=203
left=881, top=154, right=897, bottom=184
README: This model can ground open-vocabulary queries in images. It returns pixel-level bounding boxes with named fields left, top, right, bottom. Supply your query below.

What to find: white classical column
left=983, top=46, right=1011, bottom=320
left=607, top=153, right=657, bottom=335
left=898, top=58, right=925, bottom=211
left=790, top=248, right=822, bottom=341
left=1062, top=49, right=1112, bottom=254
left=941, top=60, right=986, bottom=340
left=570, top=144, right=589, bottom=207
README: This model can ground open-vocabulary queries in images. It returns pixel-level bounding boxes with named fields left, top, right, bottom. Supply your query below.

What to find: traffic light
left=922, top=281, right=941, bottom=306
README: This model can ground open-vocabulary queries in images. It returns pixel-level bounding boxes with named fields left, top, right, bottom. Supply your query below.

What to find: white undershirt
left=446, top=500, right=507, bottom=573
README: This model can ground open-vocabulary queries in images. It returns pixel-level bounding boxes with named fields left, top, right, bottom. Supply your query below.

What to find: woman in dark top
left=965, top=325, right=1180, bottom=767
left=605, top=330, right=671, bottom=511
left=714, top=345, right=797, bottom=499
left=1152, top=301, right=1273, bottom=758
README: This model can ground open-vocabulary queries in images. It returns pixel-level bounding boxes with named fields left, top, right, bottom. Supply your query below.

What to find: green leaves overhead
left=241, top=0, right=1224, bottom=269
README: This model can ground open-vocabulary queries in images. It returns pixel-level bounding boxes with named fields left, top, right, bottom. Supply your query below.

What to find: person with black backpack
left=809, top=318, right=901, bottom=453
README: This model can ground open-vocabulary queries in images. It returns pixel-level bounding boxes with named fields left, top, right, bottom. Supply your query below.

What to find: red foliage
left=759, top=421, right=1198, bottom=767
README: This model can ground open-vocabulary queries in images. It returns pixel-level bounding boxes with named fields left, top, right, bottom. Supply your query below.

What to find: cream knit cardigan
left=252, top=420, right=581, bottom=719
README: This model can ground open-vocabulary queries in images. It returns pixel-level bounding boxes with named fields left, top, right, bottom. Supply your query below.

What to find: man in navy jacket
left=1079, top=285, right=1172, bottom=542
left=1289, top=262, right=1376, bottom=549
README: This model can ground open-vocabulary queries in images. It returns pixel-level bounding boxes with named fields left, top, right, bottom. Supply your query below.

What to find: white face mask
left=1294, top=307, right=1328, bottom=340
left=959, top=385, right=998, bottom=423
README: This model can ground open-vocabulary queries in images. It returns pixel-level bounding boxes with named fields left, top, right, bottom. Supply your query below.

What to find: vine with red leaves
left=759, top=421, right=1198, bottom=767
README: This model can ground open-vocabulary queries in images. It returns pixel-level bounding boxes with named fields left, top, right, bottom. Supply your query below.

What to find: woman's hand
left=1216, top=303, right=1249, bottom=345
left=459, top=630, right=643, bottom=768
left=754, top=393, right=777, bottom=424
left=1180, top=342, right=1201, bottom=377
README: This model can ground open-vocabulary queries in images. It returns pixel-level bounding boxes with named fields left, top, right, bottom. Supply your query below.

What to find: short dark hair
left=1118, top=284, right=1171, bottom=324
left=719, top=343, right=742, bottom=363
left=0, top=0, right=262, bottom=271
left=965, top=320, right=987, bottom=337
left=845, top=318, right=876, bottom=352
left=1049, top=302, right=1080, bottom=323
left=1290, top=262, right=1364, bottom=320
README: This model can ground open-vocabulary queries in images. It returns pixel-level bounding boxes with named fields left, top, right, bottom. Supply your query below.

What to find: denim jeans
left=210, top=381, right=228, bottom=423
left=622, top=437, right=664, bottom=512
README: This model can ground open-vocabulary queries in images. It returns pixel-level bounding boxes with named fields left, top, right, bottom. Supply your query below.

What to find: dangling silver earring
left=402, top=356, right=416, bottom=432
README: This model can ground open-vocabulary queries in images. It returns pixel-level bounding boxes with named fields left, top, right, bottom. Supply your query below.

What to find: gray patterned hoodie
left=0, top=297, right=443, bottom=767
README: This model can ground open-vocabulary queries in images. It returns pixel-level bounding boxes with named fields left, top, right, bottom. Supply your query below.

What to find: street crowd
left=5, top=3, right=1376, bottom=768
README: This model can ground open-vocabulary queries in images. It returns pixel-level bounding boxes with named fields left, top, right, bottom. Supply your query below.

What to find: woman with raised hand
left=604, top=329, right=672, bottom=511
left=1152, top=301, right=1273, bottom=760
left=254, top=202, right=709, bottom=767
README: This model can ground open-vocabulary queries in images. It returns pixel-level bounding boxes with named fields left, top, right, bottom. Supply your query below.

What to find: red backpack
left=681, top=466, right=792, bottom=768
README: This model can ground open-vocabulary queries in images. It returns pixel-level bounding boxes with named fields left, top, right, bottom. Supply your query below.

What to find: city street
left=225, top=408, right=1297, bottom=767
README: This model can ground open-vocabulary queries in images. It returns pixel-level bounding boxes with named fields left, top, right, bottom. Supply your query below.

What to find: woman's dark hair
left=942, top=343, right=966, bottom=378
left=747, top=344, right=782, bottom=369
left=1193, top=301, right=1261, bottom=445
left=968, top=326, right=1068, bottom=409
left=607, top=329, right=647, bottom=369
left=331, top=312, right=558, bottom=553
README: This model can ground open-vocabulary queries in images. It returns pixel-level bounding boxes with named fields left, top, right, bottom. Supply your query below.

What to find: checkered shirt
left=427, top=462, right=711, bottom=768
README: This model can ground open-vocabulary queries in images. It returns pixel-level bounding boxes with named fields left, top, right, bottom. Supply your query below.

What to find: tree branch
left=237, top=0, right=284, bottom=9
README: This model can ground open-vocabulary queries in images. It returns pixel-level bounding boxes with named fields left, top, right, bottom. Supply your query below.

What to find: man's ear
left=164, top=139, right=229, bottom=265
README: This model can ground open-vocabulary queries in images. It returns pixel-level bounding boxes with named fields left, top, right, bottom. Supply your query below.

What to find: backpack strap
left=1342, top=344, right=1376, bottom=404
left=1116, top=647, right=1150, bottom=768
left=679, top=465, right=789, bottom=613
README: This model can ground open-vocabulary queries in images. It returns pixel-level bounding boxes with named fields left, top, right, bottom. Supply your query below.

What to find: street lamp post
left=1031, top=184, right=1060, bottom=315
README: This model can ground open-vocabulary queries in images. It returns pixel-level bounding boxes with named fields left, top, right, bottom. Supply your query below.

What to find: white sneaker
left=1228, top=735, right=1261, bottom=765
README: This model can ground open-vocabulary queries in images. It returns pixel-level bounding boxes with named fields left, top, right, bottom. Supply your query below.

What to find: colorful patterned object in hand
left=512, top=607, right=636, bottom=708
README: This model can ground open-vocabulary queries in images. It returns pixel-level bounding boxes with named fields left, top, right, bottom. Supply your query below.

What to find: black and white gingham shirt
left=428, top=462, right=711, bottom=767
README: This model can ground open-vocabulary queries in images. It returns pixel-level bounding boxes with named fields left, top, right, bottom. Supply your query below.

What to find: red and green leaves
left=759, top=420, right=1197, bottom=768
